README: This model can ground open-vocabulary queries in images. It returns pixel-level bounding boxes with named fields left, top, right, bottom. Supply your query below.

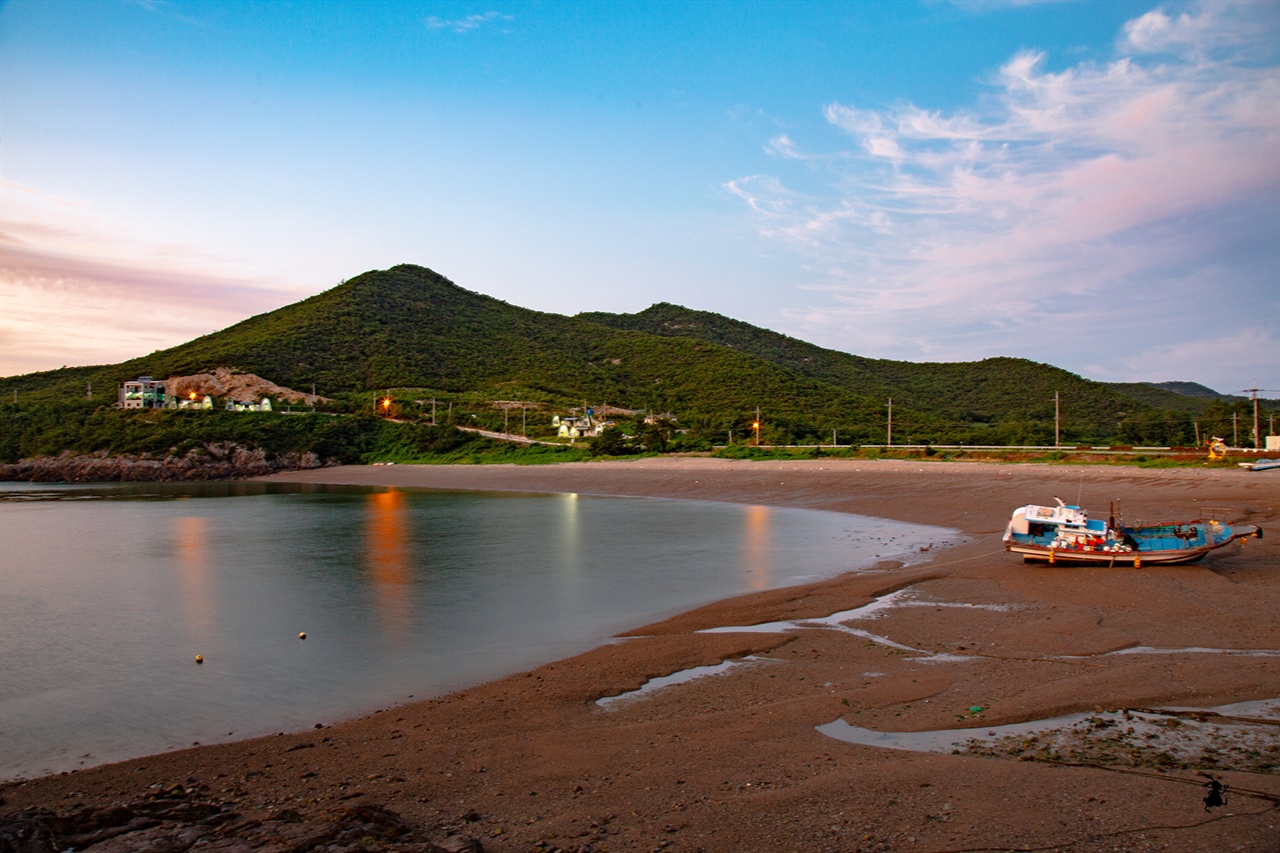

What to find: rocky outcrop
left=0, top=786, right=484, bottom=853
left=165, top=369, right=328, bottom=405
left=0, top=445, right=328, bottom=482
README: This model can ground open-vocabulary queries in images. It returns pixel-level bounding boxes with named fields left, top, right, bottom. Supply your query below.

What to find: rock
left=0, top=446, right=331, bottom=483
left=0, top=811, right=57, bottom=853
left=0, top=796, right=484, bottom=853
left=166, top=369, right=328, bottom=406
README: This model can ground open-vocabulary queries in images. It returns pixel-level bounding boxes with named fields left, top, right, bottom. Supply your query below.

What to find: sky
left=2, top=0, right=1277, bottom=396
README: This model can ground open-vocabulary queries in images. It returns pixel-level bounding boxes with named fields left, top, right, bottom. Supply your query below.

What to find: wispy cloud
left=125, top=0, right=207, bottom=27
left=424, top=11, right=511, bottom=34
left=1, top=183, right=301, bottom=377
left=725, top=1, right=1279, bottom=389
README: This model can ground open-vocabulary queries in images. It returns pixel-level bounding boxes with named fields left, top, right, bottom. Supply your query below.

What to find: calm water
left=0, top=481, right=953, bottom=780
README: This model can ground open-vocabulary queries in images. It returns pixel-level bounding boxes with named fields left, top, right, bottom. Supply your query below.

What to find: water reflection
left=741, top=505, right=774, bottom=590
left=363, top=490, right=412, bottom=647
left=1, top=483, right=953, bottom=781
left=557, top=493, right=584, bottom=578
left=173, top=516, right=214, bottom=642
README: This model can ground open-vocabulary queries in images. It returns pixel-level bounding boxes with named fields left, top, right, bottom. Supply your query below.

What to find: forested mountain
left=2, top=265, right=1272, bottom=447
left=579, top=303, right=1134, bottom=432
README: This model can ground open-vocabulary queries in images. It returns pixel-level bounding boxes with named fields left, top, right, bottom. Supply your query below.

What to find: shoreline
left=3, top=458, right=1278, bottom=852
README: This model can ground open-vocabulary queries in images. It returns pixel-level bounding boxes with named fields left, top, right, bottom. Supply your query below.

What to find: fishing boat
left=1003, top=498, right=1262, bottom=566
left=1238, top=458, right=1280, bottom=472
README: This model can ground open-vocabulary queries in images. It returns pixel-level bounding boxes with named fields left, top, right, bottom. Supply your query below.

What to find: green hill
left=3, top=264, right=1273, bottom=449
left=579, top=303, right=1160, bottom=441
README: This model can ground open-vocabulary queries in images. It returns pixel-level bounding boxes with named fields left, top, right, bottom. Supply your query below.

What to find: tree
left=590, top=426, right=630, bottom=456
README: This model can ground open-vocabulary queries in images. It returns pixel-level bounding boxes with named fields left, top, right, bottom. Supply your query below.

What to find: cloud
left=724, top=2, right=1280, bottom=389
left=424, top=11, right=511, bottom=34
left=1085, top=328, right=1280, bottom=392
left=1, top=183, right=301, bottom=377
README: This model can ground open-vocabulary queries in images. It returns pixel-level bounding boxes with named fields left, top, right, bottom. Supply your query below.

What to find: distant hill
left=1149, top=381, right=1232, bottom=399
left=2, top=264, right=1271, bottom=446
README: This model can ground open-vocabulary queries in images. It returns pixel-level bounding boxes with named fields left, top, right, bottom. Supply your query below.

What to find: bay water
left=0, top=481, right=953, bottom=780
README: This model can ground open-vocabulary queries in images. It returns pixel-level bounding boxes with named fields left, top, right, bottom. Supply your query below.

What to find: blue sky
left=2, top=0, right=1277, bottom=396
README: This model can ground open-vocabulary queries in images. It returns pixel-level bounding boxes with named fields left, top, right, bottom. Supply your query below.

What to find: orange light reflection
left=741, top=505, right=773, bottom=590
left=174, top=515, right=215, bottom=641
left=363, top=489, right=413, bottom=646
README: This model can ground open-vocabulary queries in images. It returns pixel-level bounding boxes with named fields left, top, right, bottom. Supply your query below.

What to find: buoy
left=195, top=655, right=204, bottom=664
left=298, top=632, right=307, bottom=640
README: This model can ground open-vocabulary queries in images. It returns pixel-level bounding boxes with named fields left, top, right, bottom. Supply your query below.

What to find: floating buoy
left=298, top=632, right=307, bottom=640
left=195, top=655, right=204, bottom=664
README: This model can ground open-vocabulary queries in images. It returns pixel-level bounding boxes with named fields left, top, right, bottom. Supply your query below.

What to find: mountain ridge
left=2, top=264, right=1271, bottom=446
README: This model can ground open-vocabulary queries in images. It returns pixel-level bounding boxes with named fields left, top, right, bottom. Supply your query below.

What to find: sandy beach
left=3, top=458, right=1278, bottom=852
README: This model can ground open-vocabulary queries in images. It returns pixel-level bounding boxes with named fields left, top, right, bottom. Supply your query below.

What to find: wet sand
left=3, top=458, right=1278, bottom=852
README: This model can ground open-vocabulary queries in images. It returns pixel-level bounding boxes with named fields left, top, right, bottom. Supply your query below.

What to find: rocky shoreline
left=0, top=445, right=329, bottom=483
left=0, top=786, right=484, bottom=853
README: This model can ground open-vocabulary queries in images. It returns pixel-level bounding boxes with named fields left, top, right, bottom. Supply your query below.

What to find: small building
left=226, top=397, right=273, bottom=412
left=553, top=412, right=610, bottom=440
left=172, top=393, right=214, bottom=410
left=119, top=377, right=166, bottom=409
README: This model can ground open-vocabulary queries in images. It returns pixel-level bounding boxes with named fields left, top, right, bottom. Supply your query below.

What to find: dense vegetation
left=0, top=402, right=590, bottom=468
left=1, top=264, right=1274, bottom=469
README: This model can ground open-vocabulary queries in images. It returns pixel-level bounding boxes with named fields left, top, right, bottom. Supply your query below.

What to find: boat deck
left=1122, top=523, right=1220, bottom=552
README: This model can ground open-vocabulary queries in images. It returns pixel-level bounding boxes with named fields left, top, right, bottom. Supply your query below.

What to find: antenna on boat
left=1076, top=473, right=1084, bottom=508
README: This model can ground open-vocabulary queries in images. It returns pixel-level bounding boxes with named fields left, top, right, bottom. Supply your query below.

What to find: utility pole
left=1239, top=388, right=1279, bottom=449
left=886, top=398, right=893, bottom=446
left=1232, top=412, right=1239, bottom=447
left=1054, top=391, right=1060, bottom=447
left=753, top=406, right=761, bottom=446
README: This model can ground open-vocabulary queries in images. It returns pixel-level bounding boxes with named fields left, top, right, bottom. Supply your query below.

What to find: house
left=225, top=398, right=273, bottom=412
left=553, top=411, right=611, bottom=440
left=172, top=393, right=214, bottom=410
left=118, top=377, right=166, bottom=409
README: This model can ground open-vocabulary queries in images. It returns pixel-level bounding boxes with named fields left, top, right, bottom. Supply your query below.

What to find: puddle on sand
left=598, top=584, right=1280, bottom=724
left=697, top=587, right=1001, bottom=662
left=1087, top=646, right=1280, bottom=659
left=597, top=587, right=988, bottom=710
left=596, top=656, right=773, bottom=709
left=819, top=699, right=1280, bottom=773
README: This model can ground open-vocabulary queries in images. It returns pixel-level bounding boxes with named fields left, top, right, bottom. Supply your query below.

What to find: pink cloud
left=724, top=2, right=1279, bottom=388
left=1, top=186, right=303, bottom=376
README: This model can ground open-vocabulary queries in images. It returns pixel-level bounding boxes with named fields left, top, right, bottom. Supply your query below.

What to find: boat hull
left=1006, top=525, right=1260, bottom=567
